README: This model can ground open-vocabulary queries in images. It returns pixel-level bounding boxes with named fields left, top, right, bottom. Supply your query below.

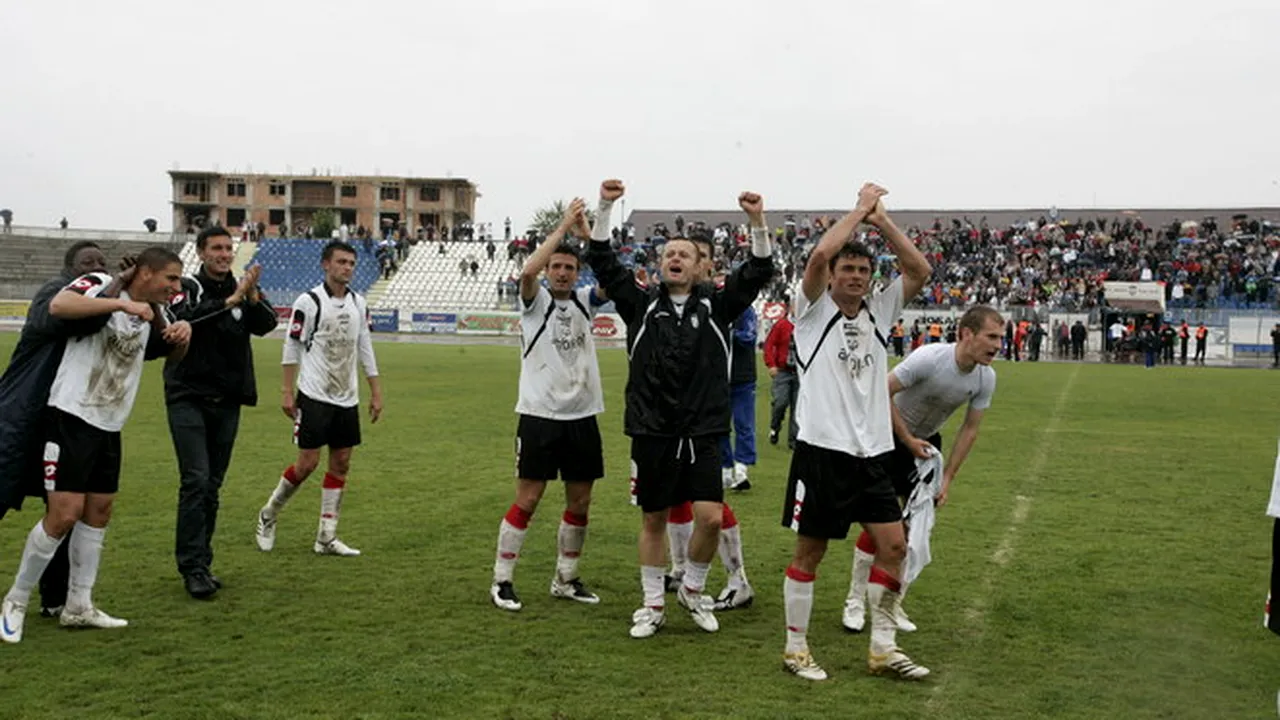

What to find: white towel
left=1267, top=437, right=1280, bottom=519
left=902, top=449, right=945, bottom=585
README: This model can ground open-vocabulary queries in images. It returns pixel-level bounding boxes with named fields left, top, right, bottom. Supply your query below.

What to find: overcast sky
left=3, top=0, right=1278, bottom=232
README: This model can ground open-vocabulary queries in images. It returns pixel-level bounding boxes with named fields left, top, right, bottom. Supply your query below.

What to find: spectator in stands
left=1272, top=323, right=1280, bottom=367
left=459, top=258, right=469, bottom=276
left=470, top=259, right=479, bottom=277
left=59, top=217, right=68, bottom=230
left=0, top=209, right=11, bottom=233
left=486, top=240, right=496, bottom=262
left=504, top=217, right=511, bottom=241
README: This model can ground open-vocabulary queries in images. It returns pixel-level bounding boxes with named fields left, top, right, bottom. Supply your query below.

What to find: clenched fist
left=600, top=179, right=625, bottom=202
left=738, top=192, right=764, bottom=217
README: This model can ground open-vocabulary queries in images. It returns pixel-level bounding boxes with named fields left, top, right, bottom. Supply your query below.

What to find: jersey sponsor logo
left=67, top=275, right=103, bottom=294
left=762, top=302, right=786, bottom=321
left=289, top=309, right=306, bottom=340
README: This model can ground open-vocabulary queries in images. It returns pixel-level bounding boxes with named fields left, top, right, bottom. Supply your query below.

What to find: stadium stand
left=252, top=238, right=380, bottom=303
left=377, top=241, right=597, bottom=311
left=0, top=233, right=177, bottom=299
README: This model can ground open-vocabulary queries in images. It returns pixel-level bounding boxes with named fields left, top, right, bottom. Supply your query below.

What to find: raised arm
left=521, top=198, right=585, bottom=303
left=801, top=183, right=886, bottom=304
left=867, top=200, right=932, bottom=301
left=714, top=192, right=776, bottom=322
left=583, top=180, right=644, bottom=317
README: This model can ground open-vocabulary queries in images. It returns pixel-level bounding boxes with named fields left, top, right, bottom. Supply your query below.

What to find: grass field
left=0, top=335, right=1278, bottom=719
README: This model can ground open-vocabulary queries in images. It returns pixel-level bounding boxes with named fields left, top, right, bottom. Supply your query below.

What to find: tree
left=528, top=200, right=597, bottom=239
left=311, top=208, right=337, bottom=240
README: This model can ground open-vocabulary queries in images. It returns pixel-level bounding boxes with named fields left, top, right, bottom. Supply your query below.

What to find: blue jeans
left=1144, top=350, right=1156, bottom=368
left=719, top=382, right=757, bottom=467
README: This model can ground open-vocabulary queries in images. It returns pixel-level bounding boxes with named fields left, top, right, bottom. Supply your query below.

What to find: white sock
left=641, top=565, right=665, bottom=611
left=682, top=560, right=710, bottom=594
left=784, top=569, right=815, bottom=654
left=847, top=548, right=875, bottom=605
left=493, top=505, right=530, bottom=584
left=868, top=577, right=902, bottom=655
left=555, top=512, right=587, bottom=582
left=6, top=521, right=65, bottom=606
left=317, top=475, right=345, bottom=542
left=667, top=521, right=692, bottom=578
left=66, top=521, right=106, bottom=614
left=265, top=466, right=303, bottom=515
left=718, top=525, right=747, bottom=590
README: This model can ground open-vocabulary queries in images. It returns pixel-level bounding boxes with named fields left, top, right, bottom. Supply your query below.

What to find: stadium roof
left=624, top=207, right=1280, bottom=234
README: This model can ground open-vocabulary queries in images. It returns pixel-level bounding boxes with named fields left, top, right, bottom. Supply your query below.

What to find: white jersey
left=893, top=342, right=996, bottom=439
left=793, top=278, right=905, bottom=458
left=515, top=286, right=604, bottom=420
left=47, top=273, right=153, bottom=432
left=282, top=283, right=378, bottom=408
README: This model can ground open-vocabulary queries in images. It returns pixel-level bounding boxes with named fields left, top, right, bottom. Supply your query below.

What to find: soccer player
left=585, top=179, right=774, bottom=639
left=780, top=183, right=932, bottom=681
left=166, top=226, right=278, bottom=599
left=1, top=247, right=191, bottom=643
left=490, top=198, right=607, bottom=611
left=0, top=243, right=126, bottom=617
left=254, top=240, right=383, bottom=557
left=843, top=305, right=1002, bottom=634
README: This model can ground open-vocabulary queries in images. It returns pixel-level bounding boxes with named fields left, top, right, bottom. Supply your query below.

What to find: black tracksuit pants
left=167, top=399, right=241, bottom=577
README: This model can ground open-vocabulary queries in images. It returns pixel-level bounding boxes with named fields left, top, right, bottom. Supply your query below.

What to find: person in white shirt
left=1, top=247, right=191, bottom=643
left=254, top=241, right=383, bottom=557
left=490, top=199, right=609, bottom=612
left=843, top=305, right=1002, bottom=635
left=779, top=183, right=932, bottom=681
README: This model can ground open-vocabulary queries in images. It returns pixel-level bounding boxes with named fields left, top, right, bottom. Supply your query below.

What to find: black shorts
left=781, top=441, right=901, bottom=539
left=890, top=433, right=943, bottom=498
left=515, top=414, right=604, bottom=483
left=630, top=435, right=723, bottom=513
left=42, top=408, right=121, bottom=495
left=294, top=392, right=361, bottom=450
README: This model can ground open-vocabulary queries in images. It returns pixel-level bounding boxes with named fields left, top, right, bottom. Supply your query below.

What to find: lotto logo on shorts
left=789, top=479, right=806, bottom=532
left=292, top=409, right=302, bottom=446
left=42, top=442, right=60, bottom=493
left=514, top=437, right=522, bottom=479
left=628, top=460, right=638, bottom=507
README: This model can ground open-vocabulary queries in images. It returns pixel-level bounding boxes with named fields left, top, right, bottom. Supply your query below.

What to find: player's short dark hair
left=135, top=246, right=183, bottom=271
left=959, top=305, right=1003, bottom=335
left=668, top=234, right=714, bottom=262
left=196, top=225, right=232, bottom=251
left=828, top=241, right=875, bottom=272
left=549, top=242, right=581, bottom=269
left=62, top=241, right=101, bottom=270
left=322, top=240, right=358, bottom=261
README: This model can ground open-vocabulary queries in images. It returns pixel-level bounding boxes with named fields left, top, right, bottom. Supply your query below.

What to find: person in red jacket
left=764, top=298, right=799, bottom=451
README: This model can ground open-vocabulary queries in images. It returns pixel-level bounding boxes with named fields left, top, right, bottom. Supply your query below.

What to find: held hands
left=867, top=199, right=891, bottom=229
left=600, top=179, right=625, bottom=202
left=855, top=183, right=888, bottom=216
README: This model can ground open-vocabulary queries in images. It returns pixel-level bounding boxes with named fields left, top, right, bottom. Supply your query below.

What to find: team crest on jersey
left=289, top=309, right=306, bottom=339
left=169, top=292, right=186, bottom=306
left=231, top=307, right=243, bottom=321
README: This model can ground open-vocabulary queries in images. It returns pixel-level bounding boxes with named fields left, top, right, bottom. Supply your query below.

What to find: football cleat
left=59, top=606, right=128, bottom=630
left=842, top=598, right=866, bottom=633
left=550, top=577, right=600, bottom=604
left=663, top=571, right=684, bottom=593
left=314, top=538, right=361, bottom=556
left=1, top=599, right=27, bottom=644
left=255, top=509, right=277, bottom=552
left=713, top=584, right=754, bottom=611
left=895, top=604, right=917, bottom=633
left=677, top=585, right=719, bottom=633
left=629, top=607, right=666, bottom=639
left=783, top=650, right=828, bottom=681
left=491, top=581, right=523, bottom=612
left=869, top=648, right=930, bottom=680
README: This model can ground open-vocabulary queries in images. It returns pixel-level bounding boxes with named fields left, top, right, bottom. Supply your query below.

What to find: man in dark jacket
left=584, top=179, right=773, bottom=639
left=0, top=243, right=132, bottom=617
left=719, top=305, right=758, bottom=491
left=1070, top=320, right=1087, bottom=360
left=165, top=226, right=278, bottom=598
